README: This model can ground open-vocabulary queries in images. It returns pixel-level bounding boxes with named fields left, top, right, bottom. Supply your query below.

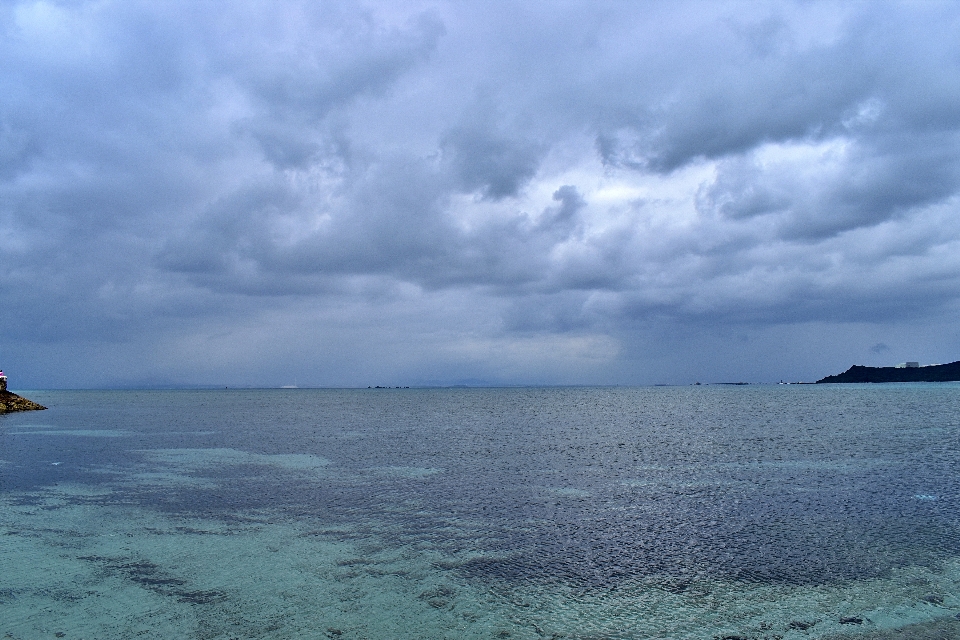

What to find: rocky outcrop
left=0, top=389, right=46, bottom=412
left=817, top=360, right=960, bottom=383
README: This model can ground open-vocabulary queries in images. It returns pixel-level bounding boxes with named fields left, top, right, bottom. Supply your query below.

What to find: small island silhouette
left=817, top=360, right=960, bottom=383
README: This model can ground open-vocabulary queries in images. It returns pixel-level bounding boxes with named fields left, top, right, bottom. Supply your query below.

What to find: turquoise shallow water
left=2, top=385, right=960, bottom=639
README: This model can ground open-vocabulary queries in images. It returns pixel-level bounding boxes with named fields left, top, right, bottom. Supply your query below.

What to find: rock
left=0, top=389, right=47, bottom=413
left=788, top=620, right=817, bottom=630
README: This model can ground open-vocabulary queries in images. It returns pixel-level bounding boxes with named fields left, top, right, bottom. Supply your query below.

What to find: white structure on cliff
left=0, top=370, right=6, bottom=392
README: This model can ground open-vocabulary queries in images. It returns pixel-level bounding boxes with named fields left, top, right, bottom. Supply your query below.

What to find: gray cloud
left=2, top=0, right=960, bottom=387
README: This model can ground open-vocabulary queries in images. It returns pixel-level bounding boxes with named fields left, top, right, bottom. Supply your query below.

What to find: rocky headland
left=0, top=389, right=47, bottom=413
left=817, top=360, right=960, bottom=383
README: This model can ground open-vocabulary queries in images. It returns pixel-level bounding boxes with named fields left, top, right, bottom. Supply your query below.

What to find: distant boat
left=280, top=385, right=298, bottom=389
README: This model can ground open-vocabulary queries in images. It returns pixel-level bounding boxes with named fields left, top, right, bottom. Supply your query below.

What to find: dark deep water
left=2, top=385, right=960, bottom=638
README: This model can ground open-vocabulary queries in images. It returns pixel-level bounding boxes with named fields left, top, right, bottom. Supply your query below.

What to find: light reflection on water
left=2, top=385, right=960, bottom=638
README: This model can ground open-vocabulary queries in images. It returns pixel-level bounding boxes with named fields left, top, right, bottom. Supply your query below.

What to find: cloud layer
left=2, top=0, right=960, bottom=387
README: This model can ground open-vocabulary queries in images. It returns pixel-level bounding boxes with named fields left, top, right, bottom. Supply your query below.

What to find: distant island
left=817, top=360, right=960, bottom=383
left=0, top=372, right=46, bottom=413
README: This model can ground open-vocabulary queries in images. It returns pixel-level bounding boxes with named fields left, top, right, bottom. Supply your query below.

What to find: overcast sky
left=2, top=0, right=960, bottom=388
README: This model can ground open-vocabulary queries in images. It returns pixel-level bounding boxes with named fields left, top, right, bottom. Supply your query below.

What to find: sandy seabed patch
left=0, top=486, right=517, bottom=639
left=3, top=484, right=960, bottom=640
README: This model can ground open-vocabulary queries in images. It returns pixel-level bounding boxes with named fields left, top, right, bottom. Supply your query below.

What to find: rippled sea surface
left=3, top=385, right=960, bottom=639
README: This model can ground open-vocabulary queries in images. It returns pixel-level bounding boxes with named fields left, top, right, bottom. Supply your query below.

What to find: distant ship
left=817, top=360, right=960, bottom=383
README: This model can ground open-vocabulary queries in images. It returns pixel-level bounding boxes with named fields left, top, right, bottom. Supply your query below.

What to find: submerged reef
left=817, top=360, right=960, bottom=383
left=0, top=389, right=46, bottom=412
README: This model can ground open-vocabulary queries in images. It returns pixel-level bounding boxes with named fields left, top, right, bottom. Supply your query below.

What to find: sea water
left=2, top=385, right=960, bottom=639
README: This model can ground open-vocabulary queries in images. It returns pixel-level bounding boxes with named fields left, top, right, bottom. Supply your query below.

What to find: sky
left=2, top=0, right=960, bottom=388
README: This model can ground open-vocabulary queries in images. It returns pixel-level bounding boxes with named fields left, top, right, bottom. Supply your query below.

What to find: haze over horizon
left=2, top=0, right=960, bottom=389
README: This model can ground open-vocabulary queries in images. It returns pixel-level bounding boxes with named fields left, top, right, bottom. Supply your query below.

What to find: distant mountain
left=817, top=361, right=960, bottom=383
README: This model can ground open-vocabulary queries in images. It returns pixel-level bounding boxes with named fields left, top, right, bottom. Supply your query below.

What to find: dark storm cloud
left=696, top=125, right=960, bottom=240
left=230, top=11, right=445, bottom=169
left=442, top=98, right=547, bottom=200
left=2, top=0, right=960, bottom=386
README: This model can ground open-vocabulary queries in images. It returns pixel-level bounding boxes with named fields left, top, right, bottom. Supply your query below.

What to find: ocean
left=2, top=385, right=959, bottom=639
